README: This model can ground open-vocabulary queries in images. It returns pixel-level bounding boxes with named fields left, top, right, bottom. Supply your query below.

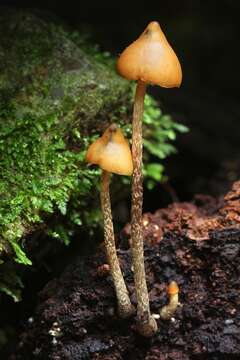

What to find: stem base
left=137, top=315, right=158, bottom=337
left=118, top=302, right=135, bottom=319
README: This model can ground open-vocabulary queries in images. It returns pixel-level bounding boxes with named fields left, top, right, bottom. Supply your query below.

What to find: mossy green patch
left=0, top=8, right=130, bottom=263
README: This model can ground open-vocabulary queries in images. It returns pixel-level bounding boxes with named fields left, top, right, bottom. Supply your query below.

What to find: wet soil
left=11, top=182, right=240, bottom=359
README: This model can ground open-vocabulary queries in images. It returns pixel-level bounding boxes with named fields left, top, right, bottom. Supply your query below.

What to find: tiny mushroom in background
left=86, top=124, right=135, bottom=318
left=117, top=21, right=182, bottom=336
left=160, top=281, right=180, bottom=320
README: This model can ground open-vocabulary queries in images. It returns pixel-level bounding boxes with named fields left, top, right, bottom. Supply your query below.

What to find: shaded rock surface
left=11, top=182, right=240, bottom=359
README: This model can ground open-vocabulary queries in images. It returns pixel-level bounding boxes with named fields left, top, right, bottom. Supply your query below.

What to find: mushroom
left=117, top=21, right=182, bottom=336
left=160, top=281, right=180, bottom=320
left=86, top=124, right=134, bottom=318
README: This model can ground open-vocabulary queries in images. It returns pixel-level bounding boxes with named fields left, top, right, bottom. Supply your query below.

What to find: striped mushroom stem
left=86, top=124, right=134, bottom=318
left=131, top=80, right=158, bottom=336
left=101, top=170, right=134, bottom=318
left=117, top=21, right=182, bottom=336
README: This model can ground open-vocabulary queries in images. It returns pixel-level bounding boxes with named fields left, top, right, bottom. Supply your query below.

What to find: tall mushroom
left=117, top=21, right=182, bottom=336
left=86, top=124, right=134, bottom=318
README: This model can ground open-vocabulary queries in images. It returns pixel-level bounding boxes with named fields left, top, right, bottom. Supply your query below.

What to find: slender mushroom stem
left=131, top=80, right=157, bottom=336
left=101, top=170, right=134, bottom=318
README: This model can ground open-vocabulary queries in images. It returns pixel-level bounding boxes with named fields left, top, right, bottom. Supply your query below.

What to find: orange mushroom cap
left=117, top=21, right=182, bottom=88
left=167, top=281, right=179, bottom=296
left=86, top=124, right=133, bottom=176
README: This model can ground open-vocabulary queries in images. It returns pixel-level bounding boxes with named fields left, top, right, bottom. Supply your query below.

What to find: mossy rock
left=0, top=8, right=132, bottom=267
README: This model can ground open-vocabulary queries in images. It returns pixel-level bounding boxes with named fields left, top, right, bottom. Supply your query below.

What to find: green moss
left=0, top=9, right=130, bottom=264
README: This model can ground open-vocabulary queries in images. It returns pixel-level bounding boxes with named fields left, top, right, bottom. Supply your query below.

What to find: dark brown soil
left=11, top=182, right=240, bottom=359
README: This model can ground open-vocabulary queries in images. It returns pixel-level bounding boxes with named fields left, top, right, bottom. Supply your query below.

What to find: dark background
left=1, top=0, right=240, bottom=205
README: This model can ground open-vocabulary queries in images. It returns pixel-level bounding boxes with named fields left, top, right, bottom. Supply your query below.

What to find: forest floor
left=10, top=182, right=240, bottom=359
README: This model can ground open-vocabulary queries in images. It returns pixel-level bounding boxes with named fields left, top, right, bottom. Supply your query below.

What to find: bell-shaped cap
left=117, top=21, right=182, bottom=88
left=167, top=281, right=179, bottom=296
left=86, top=124, right=133, bottom=176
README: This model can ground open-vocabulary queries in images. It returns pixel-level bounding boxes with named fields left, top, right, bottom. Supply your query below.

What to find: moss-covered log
left=0, top=8, right=132, bottom=265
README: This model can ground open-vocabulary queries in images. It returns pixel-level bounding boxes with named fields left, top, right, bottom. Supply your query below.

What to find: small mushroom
left=117, top=21, right=182, bottom=337
left=160, top=281, right=180, bottom=320
left=86, top=124, right=134, bottom=318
